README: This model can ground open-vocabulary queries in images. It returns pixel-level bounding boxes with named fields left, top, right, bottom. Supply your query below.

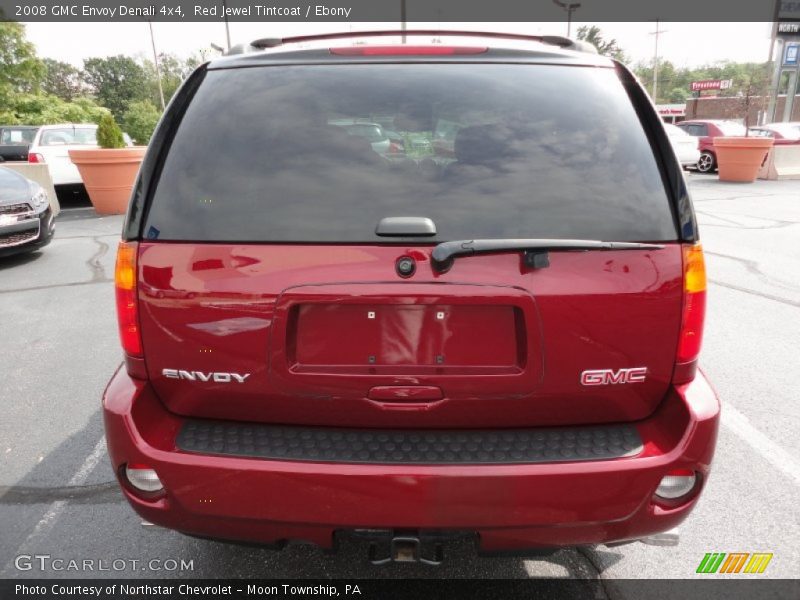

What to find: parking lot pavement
left=1, top=176, right=798, bottom=586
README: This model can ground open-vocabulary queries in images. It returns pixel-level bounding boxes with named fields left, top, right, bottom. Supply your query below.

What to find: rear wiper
left=431, top=239, right=665, bottom=272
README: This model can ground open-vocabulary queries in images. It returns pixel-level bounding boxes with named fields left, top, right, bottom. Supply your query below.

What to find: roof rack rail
left=227, top=30, right=598, bottom=56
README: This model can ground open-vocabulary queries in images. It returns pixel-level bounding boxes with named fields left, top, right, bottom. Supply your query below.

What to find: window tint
left=344, top=124, right=387, bottom=143
left=716, top=122, right=746, bottom=136
left=1, top=128, right=37, bottom=144
left=40, top=127, right=97, bottom=146
left=146, top=64, right=677, bottom=243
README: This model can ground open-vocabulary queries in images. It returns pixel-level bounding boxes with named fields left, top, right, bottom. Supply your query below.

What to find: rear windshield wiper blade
left=431, top=239, right=665, bottom=272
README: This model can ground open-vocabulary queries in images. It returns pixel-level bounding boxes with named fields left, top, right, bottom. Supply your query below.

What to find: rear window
left=716, top=122, right=747, bottom=136
left=145, top=64, right=677, bottom=243
left=39, top=127, right=97, bottom=146
left=1, top=128, right=37, bottom=145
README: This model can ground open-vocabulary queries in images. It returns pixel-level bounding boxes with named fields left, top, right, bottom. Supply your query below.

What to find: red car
left=676, top=119, right=747, bottom=173
left=748, top=122, right=800, bottom=145
left=104, top=31, right=719, bottom=562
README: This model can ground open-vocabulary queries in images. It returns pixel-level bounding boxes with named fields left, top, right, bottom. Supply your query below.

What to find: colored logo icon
left=696, top=552, right=773, bottom=574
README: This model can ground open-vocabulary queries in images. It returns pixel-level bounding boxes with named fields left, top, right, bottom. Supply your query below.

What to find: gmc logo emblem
left=580, top=367, right=648, bottom=386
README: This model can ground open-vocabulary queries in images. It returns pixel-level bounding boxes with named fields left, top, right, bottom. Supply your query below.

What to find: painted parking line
left=1, top=436, right=107, bottom=576
left=721, top=404, right=800, bottom=487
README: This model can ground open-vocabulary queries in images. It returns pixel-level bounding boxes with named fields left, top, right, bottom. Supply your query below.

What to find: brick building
left=685, top=95, right=800, bottom=124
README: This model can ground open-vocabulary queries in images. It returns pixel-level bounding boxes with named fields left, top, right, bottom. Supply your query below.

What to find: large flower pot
left=713, top=137, right=774, bottom=183
left=69, top=147, right=146, bottom=215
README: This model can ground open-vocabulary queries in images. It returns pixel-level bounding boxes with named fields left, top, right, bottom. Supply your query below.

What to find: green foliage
left=42, top=58, right=85, bottom=101
left=633, top=60, right=772, bottom=105
left=576, top=26, right=628, bottom=63
left=96, top=112, right=125, bottom=149
left=83, top=55, right=149, bottom=119
left=1, top=91, right=109, bottom=126
left=122, top=100, right=161, bottom=144
left=141, top=53, right=194, bottom=107
left=0, top=21, right=46, bottom=93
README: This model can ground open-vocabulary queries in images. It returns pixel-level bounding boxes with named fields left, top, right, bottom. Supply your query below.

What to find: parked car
left=104, top=31, right=718, bottom=562
left=675, top=119, right=746, bottom=173
left=0, top=125, right=39, bottom=162
left=27, top=123, right=133, bottom=186
left=748, top=122, right=800, bottom=144
left=664, top=123, right=701, bottom=168
left=0, top=166, right=54, bottom=257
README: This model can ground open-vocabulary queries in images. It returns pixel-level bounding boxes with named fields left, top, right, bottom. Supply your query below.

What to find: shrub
left=96, top=112, right=125, bottom=149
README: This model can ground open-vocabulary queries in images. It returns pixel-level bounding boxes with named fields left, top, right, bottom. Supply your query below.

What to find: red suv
left=676, top=119, right=747, bottom=173
left=104, top=31, right=719, bottom=562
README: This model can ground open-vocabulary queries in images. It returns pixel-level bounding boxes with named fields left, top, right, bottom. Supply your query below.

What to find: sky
left=23, top=21, right=774, bottom=68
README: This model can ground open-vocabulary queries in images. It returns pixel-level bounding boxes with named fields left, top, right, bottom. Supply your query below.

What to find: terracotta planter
left=713, top=137, right=774, bottom=183
left=69, top=147, right=146, bottom=215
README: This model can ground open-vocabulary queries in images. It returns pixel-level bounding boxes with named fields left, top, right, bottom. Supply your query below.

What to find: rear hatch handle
left=431, top=239, right=665, bottom=272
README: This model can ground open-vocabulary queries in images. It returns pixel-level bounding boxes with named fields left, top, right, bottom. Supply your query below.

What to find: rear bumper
left=102, top=369, right=720, bottom=552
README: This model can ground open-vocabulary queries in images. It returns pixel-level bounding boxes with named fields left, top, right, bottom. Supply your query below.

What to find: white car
left=26, top=124, right=132, bottom=186
left=664, top=123, right=701, bottom=168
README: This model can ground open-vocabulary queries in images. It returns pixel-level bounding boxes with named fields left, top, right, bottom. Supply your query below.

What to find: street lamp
left=552, top=0, right=581, bottom=38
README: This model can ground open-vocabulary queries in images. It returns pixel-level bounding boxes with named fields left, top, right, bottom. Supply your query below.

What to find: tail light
left=673, top=244, right=706, bottom=384
left=28, top=152, right=45, bottom=163
left=115, top=241, right=146, bottom=379
left=330, top=45, right=487, bottom=56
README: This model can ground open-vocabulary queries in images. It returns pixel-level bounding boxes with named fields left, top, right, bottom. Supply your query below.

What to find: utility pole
left=223, top=0, right=231, bottom=51
left=552, top=0, right=581, bottom=38
left=400, top=0, right=406, bottom=43
left=649, top=20, right=667, bottom=103
left=148, top=21, right=166, bottom=110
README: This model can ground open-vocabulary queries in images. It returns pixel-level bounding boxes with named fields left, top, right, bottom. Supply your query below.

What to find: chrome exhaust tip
left=639, top=527, right=680, bottom=547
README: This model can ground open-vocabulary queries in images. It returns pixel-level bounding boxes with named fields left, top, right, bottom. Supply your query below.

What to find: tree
left=42, top=58, right=86, bottom=102
left=0, top=21, right=45, bottom=94
left=83, top=55, right=149, bottom=119
left=736, top=65, right=771, bottom=132
left=576, top=26, right=628, bottom=63
left=141, top=53, right=194, bottom=107
left=668, top=88, right=690, bottom=104
left=6, top=93, right=109, bottom=125
left=634, top=60, right=772, bottom=104
left=123, top=100, right=161, bottom=144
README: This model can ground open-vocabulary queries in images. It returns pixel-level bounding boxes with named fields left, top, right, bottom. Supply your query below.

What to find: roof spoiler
left=226, top=30, right=598, bottom=56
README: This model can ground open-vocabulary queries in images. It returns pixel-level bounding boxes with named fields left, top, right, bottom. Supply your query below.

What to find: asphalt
left=0, top=174, right=798, bottom=589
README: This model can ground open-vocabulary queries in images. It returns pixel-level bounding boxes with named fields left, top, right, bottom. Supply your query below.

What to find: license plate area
left=291, top=303, right=523, bottom=373
left=270, top=283, right=542, bottom=396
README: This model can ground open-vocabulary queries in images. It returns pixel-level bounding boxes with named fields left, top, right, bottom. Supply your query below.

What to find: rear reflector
left=115, top=241, right=143, bottom=366
left=124, top=464, right=163, bottom=493
left=673, top=244, right=706, bottom=384
left=330, top=46, right=488, bottom=56
left=654, top=469, right=697, bottom=500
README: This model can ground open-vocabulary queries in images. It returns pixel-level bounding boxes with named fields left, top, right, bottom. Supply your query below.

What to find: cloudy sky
left=23, top=21, right=774, bottom=68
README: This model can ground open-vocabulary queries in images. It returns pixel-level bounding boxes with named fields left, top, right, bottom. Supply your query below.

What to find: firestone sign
left=690, top=79, right=733, bottom=92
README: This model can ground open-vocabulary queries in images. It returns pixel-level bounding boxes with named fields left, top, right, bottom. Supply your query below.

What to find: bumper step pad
left=177, top=420, right=642, bottom=465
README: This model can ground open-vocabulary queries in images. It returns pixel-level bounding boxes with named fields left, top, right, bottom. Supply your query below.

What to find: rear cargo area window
left=145, top=64, right=677, bottom=242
